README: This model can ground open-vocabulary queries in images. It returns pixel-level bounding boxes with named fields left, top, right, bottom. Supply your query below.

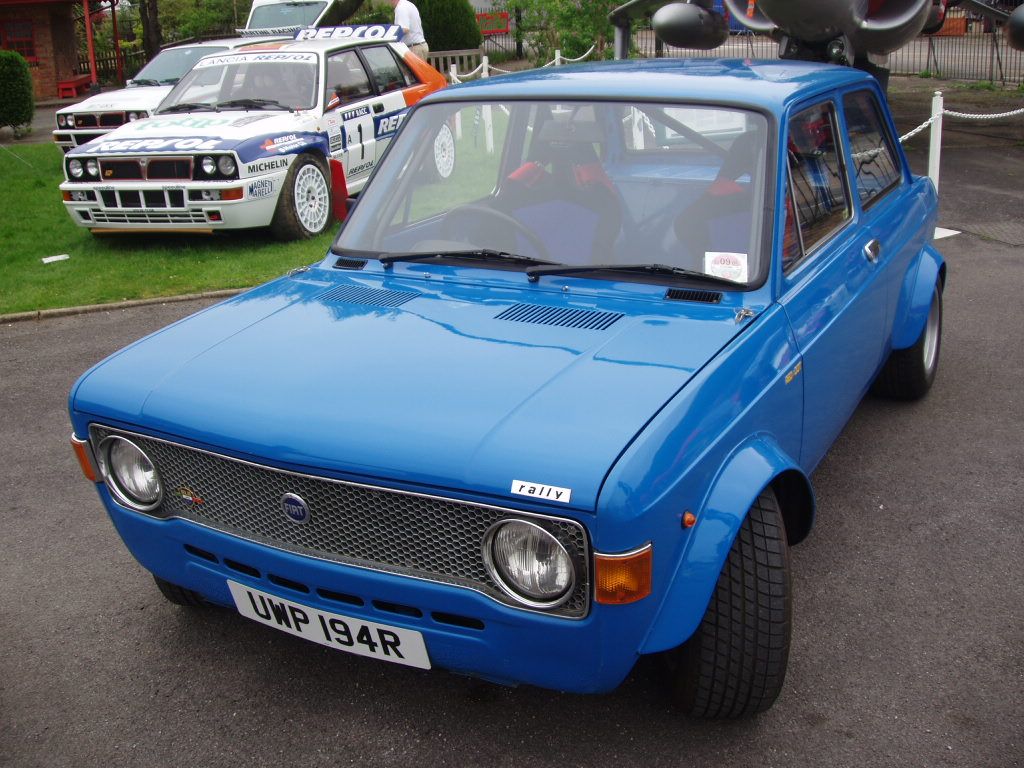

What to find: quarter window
left=361, top=46, right=406, bottom=94
left=842, top=90, right=901, bottom=208
left=786, top=103, right=851, bottom=265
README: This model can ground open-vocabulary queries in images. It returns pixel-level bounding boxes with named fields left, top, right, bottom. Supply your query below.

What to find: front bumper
left=59, top=171, right=288, bottom=231
left=103, top=493, right=650, bottom=693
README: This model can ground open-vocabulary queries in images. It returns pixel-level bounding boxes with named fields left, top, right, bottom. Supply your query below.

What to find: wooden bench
left=426, top=49, right=482, bottom=81
left=57, top=74, right=92, bottom=99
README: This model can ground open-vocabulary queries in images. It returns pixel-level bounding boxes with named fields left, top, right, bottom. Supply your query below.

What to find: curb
left=1, top=288, right=244, bottom=325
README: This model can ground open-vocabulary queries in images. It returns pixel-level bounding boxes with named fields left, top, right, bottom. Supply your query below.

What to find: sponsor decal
left=245, top=157, right=290, bottom=175
left=231, top=115, right=274, bottom=128
left=248, top=178, right=275, bottom=198
left=511, top=480, right=572, bottom=504
left=81, top=137, right=224, bottom=154
left=176, top=486, right=205, bottom=508
left=140, top=116, right=235, bottom=131
left=374, top=109, right=408, bottom=139
left=785, top=360, right=804, bottom=385
left=329, top=129, right=343, bottom=153
left=341, top=105, right=371, bottom=122
left=347, top=161, right=374, bottom=176
left=196, top=52, right=318, bottom=68
left=261, top=133, right=308, bottom=153
left=294, top=25, right=400, bottom=42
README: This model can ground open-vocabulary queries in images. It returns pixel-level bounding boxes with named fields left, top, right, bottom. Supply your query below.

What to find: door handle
left=863, top=239, right=881, bottom=263
left=373, top=102, right=385, bottom=114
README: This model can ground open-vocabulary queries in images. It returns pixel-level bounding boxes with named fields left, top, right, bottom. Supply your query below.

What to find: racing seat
left=497, top=118, right=623, bottom=263
left=673, top=128, right=763, bottom=266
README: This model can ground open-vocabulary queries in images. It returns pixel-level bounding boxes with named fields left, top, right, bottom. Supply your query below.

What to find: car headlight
left=201, top=156, right=217, bottom=175
left=67, top=115, right=76, bottom=127
left=128, top=111, right=141, bottom=121
left=483, top=520, right=575, bottom=607
left=57, top=114, right=67, bottom=127
left=97, top=436, right=163, bottom=511
left=86, top=159, right=99, bottom=177
left=217, top=155, right=236, bottom=176
left=69, top=159, right=84, bottom=178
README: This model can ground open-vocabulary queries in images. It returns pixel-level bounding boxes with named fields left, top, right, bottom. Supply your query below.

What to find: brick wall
left=0, top=3, right=76, bottom=100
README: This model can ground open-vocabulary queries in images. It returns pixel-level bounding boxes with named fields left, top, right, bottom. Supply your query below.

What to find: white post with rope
left=555, top=49, right=563, bottom=66
left=928, top=91, right=944, bottom=192
left=482, top=55, right=494, bottom=155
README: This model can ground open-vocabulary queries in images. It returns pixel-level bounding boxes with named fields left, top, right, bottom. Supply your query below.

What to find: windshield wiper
left=378, top=249, right=559, bottom=268
left=157, top=101, right=218, bottom=114
left=216, top=98, right=294, bottom=113
left=525, top=262, right=740, bottom=285
left=130, top=78, right=160, bottom=87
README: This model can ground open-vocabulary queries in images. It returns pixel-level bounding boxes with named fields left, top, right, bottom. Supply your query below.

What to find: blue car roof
left=424, top=58, right=875, bottom=113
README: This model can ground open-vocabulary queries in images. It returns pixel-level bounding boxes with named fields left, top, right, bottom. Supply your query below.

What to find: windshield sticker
left=248, top=179, right=275, bottom=199
left=196, top=52, right=318, bottom=68
left=136, top=116, right=235, bottom=131
left=231, top=115, right=274, bottom=128
left=295, top=25, right=401, bottom=42
left=704, top=251, right=749, bottom=283
left=81, top=137, right=225, bottom=154
left=511, top=480, right=572, bottom=504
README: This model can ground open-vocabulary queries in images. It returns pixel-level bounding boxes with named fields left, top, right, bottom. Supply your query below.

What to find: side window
left=842, top=90, right=902, bottom=208
left=325, top=50, right=372, bottom=109
left=786, top=102, right=851, bottom=262
left=361, top=46, right=406, bottom=94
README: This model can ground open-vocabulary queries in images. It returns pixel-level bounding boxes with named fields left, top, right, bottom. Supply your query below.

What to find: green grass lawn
left=0, top=143, right=333, bottom=315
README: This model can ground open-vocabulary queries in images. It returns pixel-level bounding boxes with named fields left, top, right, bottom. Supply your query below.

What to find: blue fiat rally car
left=70, top=59, right=944, bottom=718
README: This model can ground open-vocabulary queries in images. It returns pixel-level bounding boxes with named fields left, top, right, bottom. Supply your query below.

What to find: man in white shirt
left=391, top=0, right=429, bottom=60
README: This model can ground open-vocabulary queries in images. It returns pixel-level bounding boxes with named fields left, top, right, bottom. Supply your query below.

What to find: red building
left=0, top=0, right=78, bottom=99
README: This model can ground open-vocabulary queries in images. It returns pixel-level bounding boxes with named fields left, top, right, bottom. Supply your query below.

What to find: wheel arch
left=891, top=243, right=946, bottom=350
left=639, top=434, right=812, bottom=655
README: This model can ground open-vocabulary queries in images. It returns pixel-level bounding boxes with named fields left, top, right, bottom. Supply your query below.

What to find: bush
left=419, top=0, right=482, bottom=51
left=349, top=0, right=393, bottom=24
left=0, top=51, right=34, bottom=132
left=508, top=0, right=617, bottom=66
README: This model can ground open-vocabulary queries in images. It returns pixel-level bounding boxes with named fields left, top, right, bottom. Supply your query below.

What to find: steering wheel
left=440, top=203, right=551, bottom=262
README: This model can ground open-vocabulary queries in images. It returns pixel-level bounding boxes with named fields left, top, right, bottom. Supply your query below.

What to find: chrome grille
left=90, top=426, right=591, bottom=618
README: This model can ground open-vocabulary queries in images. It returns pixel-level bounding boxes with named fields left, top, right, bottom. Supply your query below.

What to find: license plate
left=227, top=581, right=431, bottom=669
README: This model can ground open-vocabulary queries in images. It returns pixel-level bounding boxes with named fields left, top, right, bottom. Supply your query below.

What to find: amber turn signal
left=71, top=434, right=97, bottom=481
left=594, top=544, right=652, bottom=605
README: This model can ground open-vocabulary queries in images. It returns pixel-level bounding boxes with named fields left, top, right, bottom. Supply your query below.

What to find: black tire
left=665, top=487, right=791, bottom=718
left=269, top=154, right=333, bottom=241
left=871, top=282, right=942, bottom=400
left=153, top=575, right=207, bottom=607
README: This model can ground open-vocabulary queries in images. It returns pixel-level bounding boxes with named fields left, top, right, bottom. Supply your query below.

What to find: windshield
left=160, top=52, right=320, bottom=112
left=247, top=1, right=327, bottom=28
left=132, top=45, right=228, bottom=86
left=336, top=100, right=769, bottom=286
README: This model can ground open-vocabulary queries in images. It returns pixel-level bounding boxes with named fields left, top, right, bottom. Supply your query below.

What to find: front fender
left=891, top=243, right=945, bottom=350
left=639, top=434, right=804, bottom=654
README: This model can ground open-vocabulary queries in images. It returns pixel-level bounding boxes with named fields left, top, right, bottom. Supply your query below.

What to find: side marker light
left=594, top=544, right=652, bottom=605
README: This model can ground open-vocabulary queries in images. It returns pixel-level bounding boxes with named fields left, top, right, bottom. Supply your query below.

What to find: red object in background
left=476, top=11, right=510, bottom=36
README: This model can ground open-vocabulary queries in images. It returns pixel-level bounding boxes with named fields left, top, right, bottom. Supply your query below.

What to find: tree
left=137, top=0, right=163, bottom=58
left=508, top=0, right=618, bottom=65
left=0, top=51, right=34, bottom=135
left=418, top=0, right=482, bottom=52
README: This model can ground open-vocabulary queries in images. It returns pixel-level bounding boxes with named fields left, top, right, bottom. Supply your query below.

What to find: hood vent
left=319, top=284, right=419, bottom=307
left=495, top=303, right=623, bottom=330
left=666, top=288, right=723, bottom=304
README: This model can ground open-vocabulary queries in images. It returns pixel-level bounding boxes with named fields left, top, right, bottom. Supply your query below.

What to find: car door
left=323, top=49, right=377, bottom=181
left=778, top=98, right=888, bottom=470
left=358, top=45, right=416, bottom=159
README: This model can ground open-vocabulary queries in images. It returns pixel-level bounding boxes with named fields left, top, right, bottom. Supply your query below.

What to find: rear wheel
left=153, top=575, right=207, bottom=607
left=270, top=154, right=332, bottom=241
left=871, top=282, right=942, bottom=400
left=664, top=487, right=791, bottom=718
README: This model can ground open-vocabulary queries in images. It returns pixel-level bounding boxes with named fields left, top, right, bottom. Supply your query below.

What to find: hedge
left=0, top=51, right=34, bottom=131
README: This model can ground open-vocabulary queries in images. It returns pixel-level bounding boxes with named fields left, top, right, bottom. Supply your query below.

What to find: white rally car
left=59, top=26, right=448, bottom=239
left=53, top=36, right=289, bottom=152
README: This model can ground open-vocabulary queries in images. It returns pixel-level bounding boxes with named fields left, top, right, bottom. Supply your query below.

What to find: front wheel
left=270, top=154, right=333, bottom=241
left=664, top=487, right=792, bottom=718
left=871, top=281, right=942, bottom=400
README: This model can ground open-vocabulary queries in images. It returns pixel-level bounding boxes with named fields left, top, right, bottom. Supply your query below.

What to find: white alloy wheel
left=294, top=162, right=331, bottom=234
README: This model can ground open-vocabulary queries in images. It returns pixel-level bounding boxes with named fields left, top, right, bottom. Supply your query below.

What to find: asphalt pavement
left=1, top=80, right=1022, bottom=768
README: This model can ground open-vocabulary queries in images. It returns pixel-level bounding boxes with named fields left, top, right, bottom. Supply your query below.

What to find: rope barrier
left=450, top=45, right=597, bottom=81
left=901, top=102, right=1024, bottom=144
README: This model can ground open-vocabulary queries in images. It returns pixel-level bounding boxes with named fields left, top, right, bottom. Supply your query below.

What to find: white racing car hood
left=57, top=86, right=173, bottom=115
left=65, top=111, right=330, bottom=165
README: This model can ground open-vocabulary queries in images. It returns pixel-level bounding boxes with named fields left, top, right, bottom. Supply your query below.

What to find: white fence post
left=482, top=55, right=494, bottom=155
left=555, top=49, right=563, bottom=66
left=928, top=90, right=944, bottom=193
